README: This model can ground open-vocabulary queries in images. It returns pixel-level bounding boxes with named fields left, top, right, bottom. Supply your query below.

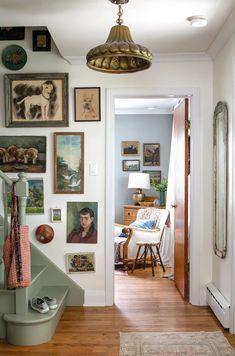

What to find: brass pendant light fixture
left=86, top=0, right=152, bottom=74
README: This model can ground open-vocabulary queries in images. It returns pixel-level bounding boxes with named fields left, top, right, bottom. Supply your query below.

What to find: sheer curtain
left=159, top=120, right=175, bottom=270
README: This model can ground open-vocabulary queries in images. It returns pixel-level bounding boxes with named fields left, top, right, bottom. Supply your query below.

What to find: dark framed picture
left=66, top=253, right=95, bottom=273
left=0, top=27, right=25, bottom=40
left=54, top=132, right=84, bottom=194
left=143, top=143, right=160, bottom=166
left=122, top=160, right=140, bottom=172
left=32, top=30, right=51, bottom=52
left=4, top=73, right=69, bottom=127
left=143, top=170, right=161, bottom=183
left=121, top=141, right=140, bottom=156
left=6, top=178, right=44, bottom=214
left=74, top=87, right=100, bottom=122
left=0, top=136, right=46, bottom=173
left=67, top=202, right=98, bottom=244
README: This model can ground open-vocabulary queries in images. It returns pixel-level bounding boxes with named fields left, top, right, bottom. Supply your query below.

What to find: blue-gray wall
left=115, top=114, right=173, bottom=223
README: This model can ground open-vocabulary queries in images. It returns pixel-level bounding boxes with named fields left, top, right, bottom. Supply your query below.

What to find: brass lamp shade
left=86, top=24, right=152, bottom=74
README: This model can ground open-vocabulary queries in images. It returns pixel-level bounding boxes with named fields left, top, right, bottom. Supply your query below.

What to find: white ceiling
left=1, top=0, right=234, bottom=113
left=0, top=0, right=235, bottom=61
left=115, top=98, right=179, bottom=114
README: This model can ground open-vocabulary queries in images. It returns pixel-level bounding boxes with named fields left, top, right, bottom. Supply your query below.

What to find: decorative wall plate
left=2, top=45, right=27, bottom=70
left=35, top=224, right=54, bottom=244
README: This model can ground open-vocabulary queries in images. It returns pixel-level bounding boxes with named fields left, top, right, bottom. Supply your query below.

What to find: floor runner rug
left=120, top=331, right=234, bottom=355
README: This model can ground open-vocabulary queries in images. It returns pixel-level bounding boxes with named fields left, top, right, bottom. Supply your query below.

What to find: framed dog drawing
left=74, top=87, right=100, bottom=122
left=4, top=73, right=69, bottom=127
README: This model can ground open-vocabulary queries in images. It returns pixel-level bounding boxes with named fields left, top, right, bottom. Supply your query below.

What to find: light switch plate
left=89, top=163, right=98, bottom=176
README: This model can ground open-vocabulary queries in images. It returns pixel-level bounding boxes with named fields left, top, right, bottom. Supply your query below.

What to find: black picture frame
left=0, top=27, right=25, bottom=40
left=33, top=30, right=51, bottom=52
left=122, top=160, right=140, bottom=172
left=74, top=87, right=101, bottom=122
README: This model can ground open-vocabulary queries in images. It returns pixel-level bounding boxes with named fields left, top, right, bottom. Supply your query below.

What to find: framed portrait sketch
left=51, top=208, right=62, bottom=222
left=0, top=136, right=46, bottom=173
left=121, top=141, right=140, bottom=156
left=6, top=178, right=44, bottom=214
left=122, top=160, right=140, bottom=172
left=143, top=170, right=161, bottom=184
left=74, top=87, right=100, bottom=122
left=54, top=132, right=84, bottom=194
left=4, top=73, right=68, bottom=127
left=66, top=252, right=95, bottom=273
left=143, top=143, right=160, bottom=166
left=67, top=202, right=98, bottom=244
left=33, top=30, right=51, bottom=52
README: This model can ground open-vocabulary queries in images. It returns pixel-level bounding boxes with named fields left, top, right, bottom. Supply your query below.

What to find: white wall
left=115, top=114, right=173, bottom=223
left=0, top=28, right=213, bottom=305
left=212, top=34, right=235, bottom=314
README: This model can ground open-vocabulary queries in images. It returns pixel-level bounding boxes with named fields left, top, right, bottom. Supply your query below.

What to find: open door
left=173, top=98, right=189, bottom=300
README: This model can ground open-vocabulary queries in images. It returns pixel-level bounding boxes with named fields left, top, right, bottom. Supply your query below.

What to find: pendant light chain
left=116, top=4, right=123, bottom=25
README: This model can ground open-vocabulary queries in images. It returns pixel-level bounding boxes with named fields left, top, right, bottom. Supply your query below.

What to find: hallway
left=0, top=267, right=234, bottom=355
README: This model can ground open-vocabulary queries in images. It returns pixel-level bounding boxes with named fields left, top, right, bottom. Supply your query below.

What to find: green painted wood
left=0, top=290, right=15, bottom=339
left=31, top=244, right=84, bottom=306
left=4, top=286, right=68, bottom=345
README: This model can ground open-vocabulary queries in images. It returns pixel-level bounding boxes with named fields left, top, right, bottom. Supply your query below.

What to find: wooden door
left=173, top=98, right=189, bottom=300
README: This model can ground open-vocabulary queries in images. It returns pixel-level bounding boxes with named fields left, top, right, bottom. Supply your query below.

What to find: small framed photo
left=33, top=30, right=51, bottom=51
left=143, top=170, right=161, bottom=183
left=74, top=87, right=100, bottom=122
left=51, top=208, right=62, bottom=222
left=122, top=160, right=140, bottom=172
left=66, top=252, right=95, bottom=273
left=121, top=141, right=140, bottom=156
left=143, top=143, right=160, bottom=166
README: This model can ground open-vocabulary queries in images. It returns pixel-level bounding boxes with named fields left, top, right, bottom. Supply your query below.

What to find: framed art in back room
left=4, top=73, right=69, bottom=127
left=74, top=87, right=100, bottom=122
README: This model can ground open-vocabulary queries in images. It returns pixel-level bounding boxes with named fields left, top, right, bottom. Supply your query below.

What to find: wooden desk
left=123, top=205, right=166, bottom=225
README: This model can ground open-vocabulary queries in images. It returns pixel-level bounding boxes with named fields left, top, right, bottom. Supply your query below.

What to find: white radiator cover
left=206, top=282, right=230, bottom=328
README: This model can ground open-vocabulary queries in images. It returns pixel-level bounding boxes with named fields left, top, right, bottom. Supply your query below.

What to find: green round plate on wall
left=1, top=44, right=27, bottom=70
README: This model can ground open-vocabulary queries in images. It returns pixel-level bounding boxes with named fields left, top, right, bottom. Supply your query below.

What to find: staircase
left=0, top=240, right=84, bottom=346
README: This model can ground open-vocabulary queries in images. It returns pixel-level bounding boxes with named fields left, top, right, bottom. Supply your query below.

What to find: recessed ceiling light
left=186, top=15, right=208, bottom=28
left=147, top=106, right=155, bottom=110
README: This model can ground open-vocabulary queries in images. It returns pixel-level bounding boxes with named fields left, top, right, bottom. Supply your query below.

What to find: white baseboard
left=84, top=290, right=106, bottom=306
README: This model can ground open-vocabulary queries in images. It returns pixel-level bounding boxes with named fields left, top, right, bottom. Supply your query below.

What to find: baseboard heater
left=206, top=282, right=230, bottom=328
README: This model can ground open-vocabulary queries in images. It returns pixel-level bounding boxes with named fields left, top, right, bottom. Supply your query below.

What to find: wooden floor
left=0, top=267, right=235, bottom=355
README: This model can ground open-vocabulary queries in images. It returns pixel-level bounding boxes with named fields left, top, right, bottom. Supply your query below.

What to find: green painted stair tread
left=31, top=265, right=47, bottom=284
left=4, top=285, right=69, bottom=324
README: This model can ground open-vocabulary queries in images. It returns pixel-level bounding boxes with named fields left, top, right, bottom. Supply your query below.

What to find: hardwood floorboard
left=0, top=267, right=234, bottom=355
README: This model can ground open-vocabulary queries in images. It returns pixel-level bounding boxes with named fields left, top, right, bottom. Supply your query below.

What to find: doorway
left=105, top=87, right=201, bottom=307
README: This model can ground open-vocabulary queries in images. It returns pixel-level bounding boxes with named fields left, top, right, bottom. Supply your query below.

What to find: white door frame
left=105, top=87, right=202, bottom=306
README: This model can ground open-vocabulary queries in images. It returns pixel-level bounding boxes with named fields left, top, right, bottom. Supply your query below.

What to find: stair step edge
left=31, top=265, right=48, bottom=285
left=4, top=286, right=69, bottom=325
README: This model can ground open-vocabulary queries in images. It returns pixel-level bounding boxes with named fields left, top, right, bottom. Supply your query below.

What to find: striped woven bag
left=3, top=182, right=31, bottom=289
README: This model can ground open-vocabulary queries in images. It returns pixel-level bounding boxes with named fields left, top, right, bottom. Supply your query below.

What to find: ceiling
left=115, top=98, right=179, bottom=114
left=0, top=0, right=235, bottom=61
left=1, top=0, right=234, bottom=113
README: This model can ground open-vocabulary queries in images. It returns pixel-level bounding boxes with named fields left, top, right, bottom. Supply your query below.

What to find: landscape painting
left=0, top=136, right=46, bottom=173
left=54, top=132, right=84, bottom=194
left=6, top=178, right=44, bottom=214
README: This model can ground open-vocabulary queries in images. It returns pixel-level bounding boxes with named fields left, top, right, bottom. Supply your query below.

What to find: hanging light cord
left=116, top=4, right=124, bottom=25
